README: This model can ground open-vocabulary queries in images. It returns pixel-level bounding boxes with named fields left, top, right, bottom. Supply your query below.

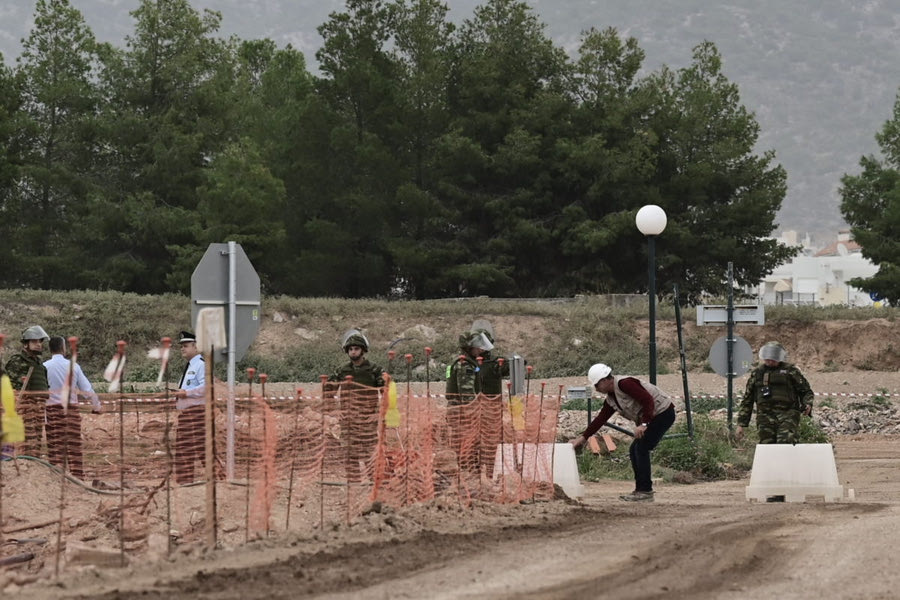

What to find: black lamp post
left=636, top=205, right=667, bottom=385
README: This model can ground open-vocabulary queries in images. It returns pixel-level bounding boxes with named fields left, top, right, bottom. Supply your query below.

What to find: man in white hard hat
left=569, top=363, right=676, bottom=502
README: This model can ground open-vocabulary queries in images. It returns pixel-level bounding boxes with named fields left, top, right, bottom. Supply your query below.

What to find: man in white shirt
left=172, top=331, right=206, bottom=484
left=43, top=336, right=102, bottom=480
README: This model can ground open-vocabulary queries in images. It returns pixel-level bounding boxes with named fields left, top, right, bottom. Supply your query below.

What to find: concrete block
left=493, top=443, right=584, bottom=499
left=745, top=443, right=844, bottom=503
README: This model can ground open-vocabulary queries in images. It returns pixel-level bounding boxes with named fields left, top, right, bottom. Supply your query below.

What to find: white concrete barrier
left=493, top=443, right=584, bottom=499
left=746, top=443, right=844, bottom=503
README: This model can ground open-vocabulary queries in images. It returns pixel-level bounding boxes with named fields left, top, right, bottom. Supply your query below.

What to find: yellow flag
left=509, top=396, right=525, bottom=432
left=385, top=380, right=400, bottom=428
left=1, top=374, right=25, bottom=443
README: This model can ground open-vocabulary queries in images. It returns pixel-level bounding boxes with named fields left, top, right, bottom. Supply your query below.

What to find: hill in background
left=0, top=290, right=897, bottom=385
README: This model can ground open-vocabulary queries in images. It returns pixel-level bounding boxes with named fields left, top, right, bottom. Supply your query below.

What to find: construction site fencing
left=0, top=382, right=563, bottom=570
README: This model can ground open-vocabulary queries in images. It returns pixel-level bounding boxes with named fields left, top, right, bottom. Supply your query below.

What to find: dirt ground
left=6, top=368, right=899, bottom=600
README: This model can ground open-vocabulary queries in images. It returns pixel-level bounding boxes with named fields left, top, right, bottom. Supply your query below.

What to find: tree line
left=0, top=0, right=811, bottom=301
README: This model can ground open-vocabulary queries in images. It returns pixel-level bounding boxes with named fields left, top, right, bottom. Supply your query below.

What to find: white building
left=757, top=230, right=879, bottom=306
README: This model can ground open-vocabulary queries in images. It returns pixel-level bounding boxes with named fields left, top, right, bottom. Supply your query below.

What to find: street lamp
left=636, top=204, right=667, bottom=385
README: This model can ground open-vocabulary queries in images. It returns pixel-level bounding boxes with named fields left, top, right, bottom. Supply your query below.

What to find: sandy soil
left=7, top=369, right=899, bottom=600
left=13, top=432, right=898, bottom=600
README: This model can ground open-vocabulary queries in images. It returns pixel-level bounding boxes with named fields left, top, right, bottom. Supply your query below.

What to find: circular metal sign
left=708, top=335, right=754, bottom=378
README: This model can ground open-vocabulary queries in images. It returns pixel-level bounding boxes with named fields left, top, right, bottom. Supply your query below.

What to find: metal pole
left=726, top=262, right=735, bottom=430
left=673, top=284, right=695, bottom=439
left=226, top=241, right=237, bottom=480
left=648, top=234, right=658, bottom=385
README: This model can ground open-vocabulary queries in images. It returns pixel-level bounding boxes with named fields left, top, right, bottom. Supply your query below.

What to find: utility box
left=566, top=386, right=589, bottom=401
left=508, top=355, right=526, bottom=396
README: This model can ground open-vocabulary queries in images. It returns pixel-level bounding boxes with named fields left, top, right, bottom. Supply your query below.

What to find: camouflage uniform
left=469, top=328, right=509, bottom=396
left=445, top=330, right=507, bottom=475
left=328, top=359, right=385, bottom=389
left=738, top=362, right=814, bottom=444
left=446, top=354, right=483, bottom=406
left=5, top=350, right=50, bottom=456
left=328, top=357, right=384, bottom=482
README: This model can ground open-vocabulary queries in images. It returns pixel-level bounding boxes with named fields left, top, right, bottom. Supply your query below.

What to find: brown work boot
left=620, top=490, right=654, bottom=502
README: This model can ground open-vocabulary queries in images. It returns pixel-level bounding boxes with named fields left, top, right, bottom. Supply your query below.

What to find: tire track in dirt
left=79, top=508, right=610, bottom=599
left=500, top=503, right=886, bottom=600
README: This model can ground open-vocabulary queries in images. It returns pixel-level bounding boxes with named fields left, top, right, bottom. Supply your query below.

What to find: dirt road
left=19, top=434, right=897, bottom=600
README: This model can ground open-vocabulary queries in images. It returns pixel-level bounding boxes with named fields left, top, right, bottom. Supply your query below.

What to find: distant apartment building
left=757, top=230, right=879, bottom=306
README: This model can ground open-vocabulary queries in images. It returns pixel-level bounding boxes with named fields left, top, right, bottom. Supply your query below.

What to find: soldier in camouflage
left=327, top=330, right=384, bottom=483
left=4, top=325, right=51, bottom=456
left=736, top=341, right=814, bottom=445
left=444, top=329, right=498, bottom=475
left=469, top=326, right=510, bottom=396
left=327, top=330, right=385, bottom=389
left=445, top=330, right=495, bottom=406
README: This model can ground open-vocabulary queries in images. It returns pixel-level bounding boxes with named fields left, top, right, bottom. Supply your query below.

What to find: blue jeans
left=630, top=404, right=676, bottom=492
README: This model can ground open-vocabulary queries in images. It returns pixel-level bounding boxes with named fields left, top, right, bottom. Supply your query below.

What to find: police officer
left=172, top=330, right=206, bottom=484
left=736, top=341, right=814, bottom=445
left=4, top=326, right=50, bottom=456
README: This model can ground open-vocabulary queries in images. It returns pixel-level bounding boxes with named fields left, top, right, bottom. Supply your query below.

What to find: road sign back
left=191, top=243, right=261, bottom=362
left=708, top=335, right=754, bottom=378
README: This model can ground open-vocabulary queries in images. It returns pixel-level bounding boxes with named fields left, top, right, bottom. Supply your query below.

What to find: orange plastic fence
left=0, top=381, right=563, bottom=554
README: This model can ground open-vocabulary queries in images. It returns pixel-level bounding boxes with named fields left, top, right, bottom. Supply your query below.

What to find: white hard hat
left=588, top=363, right=612, bottom=386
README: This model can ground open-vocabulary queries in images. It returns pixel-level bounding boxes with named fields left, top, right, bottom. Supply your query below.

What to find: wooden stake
left=285, top=388, right=303, bottom=531
left=204, top=347, right=217, bottom=549
left=244, top=368, right=255, bottom=543
left=319, top=375, right=327, bottom=531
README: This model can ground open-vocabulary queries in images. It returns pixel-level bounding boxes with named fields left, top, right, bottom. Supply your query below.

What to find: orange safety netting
left=1, top=381, right=564, bottom=553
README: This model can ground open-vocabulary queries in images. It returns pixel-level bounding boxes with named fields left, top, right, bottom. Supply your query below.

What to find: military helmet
left=21, top=325, right=49, bottom=342
left=457, top=332, right=471, bottom=349
left=341, top=328, right=370, bottom=352
left=759, top=341, right=787, bottom=363
left=463, top=330, right=494, bottom=352
left=470, top=319, right=495, bottom=344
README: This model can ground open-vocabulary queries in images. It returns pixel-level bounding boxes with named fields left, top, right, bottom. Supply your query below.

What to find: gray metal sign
left=697, top=304, right=765, bottom=326
left=508, top=355, right=526, bottom=397
left=708, top=335, right=754, bottom=378
left=190, top=243, right=261, bottom=362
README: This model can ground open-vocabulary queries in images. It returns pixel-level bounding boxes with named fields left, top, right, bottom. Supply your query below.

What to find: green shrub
left=575, top=446, right=633, bottom=482
left=575, top=415, right=756, bottom=483
left=797, top=415, right=830, bottom=443
left=653, top=416, right=753, bottom=479
left=687, top=395, right=728, bottom=413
